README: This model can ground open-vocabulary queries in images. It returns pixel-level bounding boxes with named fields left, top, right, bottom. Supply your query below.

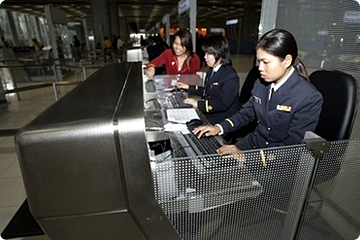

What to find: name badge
left=276, top=105, right=292, bottom=112
left=253, top=96, right=261, bottom=104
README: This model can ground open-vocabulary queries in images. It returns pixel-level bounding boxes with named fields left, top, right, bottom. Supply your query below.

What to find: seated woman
left=145, top=29, right=200, bottom=78
left=192, top=29, right=323, bottom=159
left=175, top=34, right=241, bottom=125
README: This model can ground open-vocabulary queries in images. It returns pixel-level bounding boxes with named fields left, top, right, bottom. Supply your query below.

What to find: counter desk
left=2, top=63, right=321, bottom=240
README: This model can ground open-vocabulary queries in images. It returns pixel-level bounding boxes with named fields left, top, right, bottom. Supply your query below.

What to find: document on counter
left=166, top=108, right=200, bottom=124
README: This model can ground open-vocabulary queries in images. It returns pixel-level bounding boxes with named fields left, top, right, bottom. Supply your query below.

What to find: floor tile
left=0, top=206, right=19, bottom=236
left=0, top=178, right=26, bottom=208
left=0, top=160, right=22, bottom=179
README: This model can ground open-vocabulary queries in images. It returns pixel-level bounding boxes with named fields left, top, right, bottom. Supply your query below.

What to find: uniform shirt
left=269, top=67, right=294, bottom=99
left=146, top=49, right=200, bottom=75
left=188, top=64, right=241, bottom=124
left=218, top=69, right=323, bottom=150
left=33, top=42, right=43, bottom=51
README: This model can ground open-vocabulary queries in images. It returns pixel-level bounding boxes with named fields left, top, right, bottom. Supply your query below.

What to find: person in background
left=146, top=36, right=168, bottom=75
left=117, top=36, right=124, bottom=50
left=192, top=29, right=323, bottom=159
left=73, top=36, right=81, bottom=61
left=103, top=36, right=112, bottom=50
left=175, top=34, right=241, bottom=125
left=196, top=32, right=205, bottom=68
left=111, top=35, right=117, bottom=49
left=73, top=36, right=80, bottom=47
left=32, top=38, right=43, bottom=51
left=145, top=29, right=200, bottom=78
left=103, top=36, right=112, bottom=59
left=1, top=36, right=9, bottom=48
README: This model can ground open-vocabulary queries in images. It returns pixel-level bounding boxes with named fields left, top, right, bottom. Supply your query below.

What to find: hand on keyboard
left=183, top=98, right=197, bottom=108
left=169, top=91, right=192, bottom=108
left=217, top=145, right=245, bottom=164
left=192, top=124, right=221, bottom=138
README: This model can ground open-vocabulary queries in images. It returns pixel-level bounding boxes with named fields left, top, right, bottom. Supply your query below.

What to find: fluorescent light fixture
left=0, top=0, right=4, bottom=4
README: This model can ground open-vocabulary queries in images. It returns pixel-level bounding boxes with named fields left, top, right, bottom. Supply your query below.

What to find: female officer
left=145, top=29, right=200, bottom=78
left=192, top=29, right=323, bottom=157
left=175, top=34, right=241, bottom=125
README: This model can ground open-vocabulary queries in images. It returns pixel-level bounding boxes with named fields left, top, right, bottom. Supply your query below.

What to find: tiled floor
left=0, top=80, right=79, bottom=239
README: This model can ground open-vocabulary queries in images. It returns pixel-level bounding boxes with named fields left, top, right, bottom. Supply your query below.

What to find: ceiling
left=0, top=0, right=262, bottom=33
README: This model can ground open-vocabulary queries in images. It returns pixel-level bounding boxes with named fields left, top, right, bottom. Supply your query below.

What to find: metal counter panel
left=14, top=62, right=181, bottom=239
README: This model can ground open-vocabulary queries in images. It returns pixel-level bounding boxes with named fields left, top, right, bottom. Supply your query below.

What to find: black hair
left=172, top=29, right=194, bottom=57
left=256, top=29, right=298, bottom=65
left=202, top=34, right=232, bottom=66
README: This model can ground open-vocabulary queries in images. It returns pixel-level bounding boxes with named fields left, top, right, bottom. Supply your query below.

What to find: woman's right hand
left=146, top=67, right=155, bottom=78
left=217, top=145, right=245, bottom=164
left=192, top=125, right=221, bottom=138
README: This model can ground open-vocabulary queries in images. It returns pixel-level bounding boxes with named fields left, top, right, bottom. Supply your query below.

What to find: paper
left=163, top=122, right=188, bottom=132
left=166, top=108, right=200, bottom=124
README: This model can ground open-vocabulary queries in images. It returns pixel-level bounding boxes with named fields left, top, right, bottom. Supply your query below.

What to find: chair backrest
left=239, top=66, right=260, bottom=105
left=309, top=70, right=359, bottom=141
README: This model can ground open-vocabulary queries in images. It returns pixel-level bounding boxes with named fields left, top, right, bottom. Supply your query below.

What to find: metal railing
left=0, top=58, right=112, bottom=137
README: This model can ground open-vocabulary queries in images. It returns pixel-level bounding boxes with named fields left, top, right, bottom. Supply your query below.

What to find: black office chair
left=310, top=69, right=359, bottom=184
left=303, top=70, right=359, bottom=234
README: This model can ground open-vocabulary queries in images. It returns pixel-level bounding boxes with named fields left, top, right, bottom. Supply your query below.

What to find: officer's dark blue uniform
left=188, top=65, right=241, bottom=125
left=218, top=69, right=323, bottom=150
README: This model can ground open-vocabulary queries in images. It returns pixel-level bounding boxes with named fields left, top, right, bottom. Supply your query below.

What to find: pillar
left=90, top=0, right=111, bottom=48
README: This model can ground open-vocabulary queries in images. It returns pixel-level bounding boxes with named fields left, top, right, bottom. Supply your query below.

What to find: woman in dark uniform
left=175, top=34, right=241, bottom=125
left=192, top=29, right=323, bottom=158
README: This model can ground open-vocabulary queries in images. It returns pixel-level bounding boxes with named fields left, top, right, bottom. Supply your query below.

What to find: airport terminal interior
left=1, top=0, right=360, bottom=239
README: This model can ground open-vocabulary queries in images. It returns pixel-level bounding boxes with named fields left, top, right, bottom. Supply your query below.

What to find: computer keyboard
left=184, top=132, right=222, bottom=155
left=169, top=91, right=192, bottom=108
left=182, top=130, right=237, bottom=171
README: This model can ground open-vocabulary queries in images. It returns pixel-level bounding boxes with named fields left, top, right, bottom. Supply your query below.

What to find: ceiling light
left=0, top=0, right=4, bottom=5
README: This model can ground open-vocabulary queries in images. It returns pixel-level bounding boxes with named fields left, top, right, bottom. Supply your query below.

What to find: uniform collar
left=270, top=67, right=294, bottom=92
left=212, top=64, right=222, bottom=73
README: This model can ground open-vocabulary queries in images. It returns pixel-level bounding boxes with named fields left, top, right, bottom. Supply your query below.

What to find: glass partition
left=143, top=73, right=360, bottom=240
left=298, top=139, right=360, bottom=240
left=151, top=145, right=316, bottom=240
left=149, top=138, right=360, bottom=240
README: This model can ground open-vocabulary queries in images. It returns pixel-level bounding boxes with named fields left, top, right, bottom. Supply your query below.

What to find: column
left=109, top=1, right=119, bottom=37
left=90, top=0, right=111, bottom=48
left=119, top=17, right=129, bottom=42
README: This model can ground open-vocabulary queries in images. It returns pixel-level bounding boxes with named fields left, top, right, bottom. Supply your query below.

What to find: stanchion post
left=52, top=64, right=60, bottom=100
left=82, top=66, right=87, bottom=80
left=9, top=66, right=21, bottom=101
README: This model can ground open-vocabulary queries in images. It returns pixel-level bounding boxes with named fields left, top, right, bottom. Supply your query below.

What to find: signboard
left=343, top=11, right=360, bottom=23
left=178, top=0, right=190, bottom=15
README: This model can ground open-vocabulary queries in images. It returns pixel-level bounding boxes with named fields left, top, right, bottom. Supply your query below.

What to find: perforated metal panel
left=151, top=144, right=316, bottom=240
left=298, top=140, right=360, bottom=240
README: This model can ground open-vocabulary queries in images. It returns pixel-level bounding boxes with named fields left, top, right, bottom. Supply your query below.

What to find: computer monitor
left=126, top=48, right=143, bottom=62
